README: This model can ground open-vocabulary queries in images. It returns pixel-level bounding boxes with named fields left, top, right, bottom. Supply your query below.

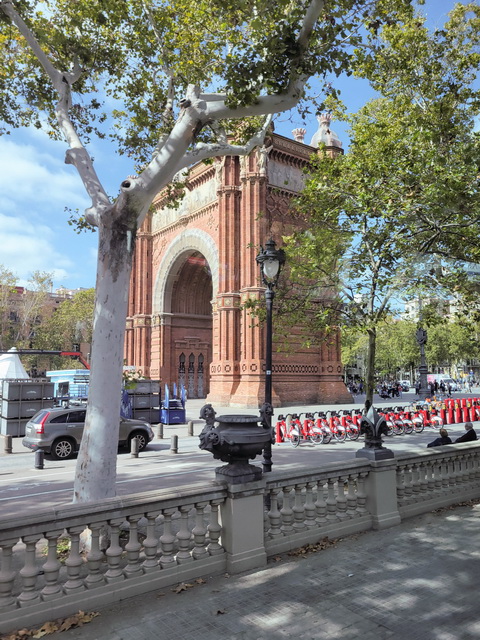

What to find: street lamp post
left=256, top=238, right=286, bottom=473
left=416, top=326, right=429, bottom=401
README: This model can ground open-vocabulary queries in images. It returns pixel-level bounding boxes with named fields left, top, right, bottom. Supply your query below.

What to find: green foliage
left=277, top=4, right=480, bottom=403
left=0, top=0, right=421, bottom=161
left=33, top=288, right=95, bottom=354
left=345, top=317, right=480, bottom=380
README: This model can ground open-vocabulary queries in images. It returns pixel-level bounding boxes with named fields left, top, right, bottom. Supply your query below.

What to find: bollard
left=3, top=435, right=12, bottom=455
left=170, top=434, right=178, bottom=454
left=187, top=420, right=194, bottom=436
left=35, top=450, right=44, bottom=470
left=130, top=437, right=139, bottom=458
left=157, top=423, right=164, bottom=439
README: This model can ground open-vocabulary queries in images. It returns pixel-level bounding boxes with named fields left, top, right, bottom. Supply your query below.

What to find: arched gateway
left=125, top=117, right=352, bottom=407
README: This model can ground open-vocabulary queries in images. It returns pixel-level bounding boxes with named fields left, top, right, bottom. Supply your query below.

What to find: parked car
left=22, top=407, right=154, bottom=460
left=400, top=380, right=411, bottom=391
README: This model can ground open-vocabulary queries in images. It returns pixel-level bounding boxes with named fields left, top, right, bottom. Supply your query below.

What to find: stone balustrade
left=0, top=482, right=228, bottom=634
left=395, top=443, right=480, bottom=518
left=263, top=460, right=373, bottom=555
left=2, top=443, right=480, bottom=634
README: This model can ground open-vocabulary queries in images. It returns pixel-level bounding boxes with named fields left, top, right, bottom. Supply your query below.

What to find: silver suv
left=22, top=406, right=154, bottom=459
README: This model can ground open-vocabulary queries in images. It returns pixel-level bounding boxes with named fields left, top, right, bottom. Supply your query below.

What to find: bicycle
left=341, top=410, right=360, bottom=440
left=328, top=411, right=346, bottom=442
left=393, top=406, right=413, bottom=434
left=315, top=412, right=333, bottom=444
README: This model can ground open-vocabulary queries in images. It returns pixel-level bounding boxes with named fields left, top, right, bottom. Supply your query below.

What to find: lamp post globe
left=256, top=238, right=286, bottom=473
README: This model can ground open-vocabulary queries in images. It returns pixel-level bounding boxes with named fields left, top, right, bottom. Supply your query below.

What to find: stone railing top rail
left=0, top=480, right=227, bottom=540
left=265, top=457, right=372, bottom=489
left=395, top=441, right=480, bottom=464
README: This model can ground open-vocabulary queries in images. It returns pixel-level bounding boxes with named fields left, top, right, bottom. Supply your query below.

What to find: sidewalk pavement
left=22, top=500, right=480, bottom=640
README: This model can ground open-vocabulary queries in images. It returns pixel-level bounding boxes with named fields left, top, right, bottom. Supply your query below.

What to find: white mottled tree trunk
left=73, top=208, right=136, bottom=501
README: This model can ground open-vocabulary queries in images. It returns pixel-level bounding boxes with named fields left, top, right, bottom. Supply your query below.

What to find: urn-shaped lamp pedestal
left=198, top=404, right=273, bottom=484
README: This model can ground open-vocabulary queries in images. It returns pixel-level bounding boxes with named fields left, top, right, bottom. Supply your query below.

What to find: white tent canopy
left=0, top=347, right=29, bottom=379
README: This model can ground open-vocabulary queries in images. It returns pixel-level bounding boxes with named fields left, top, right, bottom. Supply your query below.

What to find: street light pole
left=416, top=327, right=429, bottom=401
left=256, top=238, right=286, bottom=473
left=416, top=296, right=429, bottom=401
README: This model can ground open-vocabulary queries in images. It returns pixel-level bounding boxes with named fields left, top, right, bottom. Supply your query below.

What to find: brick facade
left=125, top=125, right=352, bottom=407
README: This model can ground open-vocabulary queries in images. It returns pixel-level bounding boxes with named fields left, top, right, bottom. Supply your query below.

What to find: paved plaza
left=15, top=499, right=480, bottom=640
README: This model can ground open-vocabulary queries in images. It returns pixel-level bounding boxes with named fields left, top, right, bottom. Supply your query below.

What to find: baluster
left=105, top=518, right=125, bottom=583
left=85, top=523, right=106, bottom=587
left=280, top=486, right=294, bottom=534
left=41, top=529, right=63, bottom=600
left=404, top=464, right=413, bottom=499
left=124, top=516, right=143, bottom=577
left=18, top=534, right=42, bottom=605
left=159, top=508, right=177, bottom=568
left=0, top=538, right=19, bottom=609
left=468, top=452, right=478, bottom=483
left=176, top=505, right=194, bottom=564
left=441, top=457, right=450, bottom=491
left=418, top=462, right=428, bottom=496
left=396, top=466, right=405, bottom=504
left=142, top=511, right=161, bottom=573
left=207, top=500, right=224, bottom=555
left=346, top=475, right=358, bottom=517
left=336, top=476, right=348, bottom=519
left=433, top=459, right=443, bottom=492
left=192, top=502, right=208, bottom=560
left=326, top=478, right=338, bottom=521
left=64, top=526, right=85, bottom=594
left=473, top=451, right=480, bottom=483
left=450, top=457, right=459, bottom=488
left=315, top=480, right=328, bottom=523
left=266, top=489, right=282, bottom=538
left=304, top=482, right=316, bottom=528
left=356, top=472, right=368, bottom=514
left=460, top=454, right=470, bottom=484
left=411, top=463, right=421, bottom=497
left=292, top=484, right=306, bottom=531
left=426, top=461, right=435, bottom=492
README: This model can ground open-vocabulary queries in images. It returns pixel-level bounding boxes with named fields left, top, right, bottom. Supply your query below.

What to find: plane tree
left=282, top=3, right=480, bottom=406
left=0, top=0, right=417, bottom=501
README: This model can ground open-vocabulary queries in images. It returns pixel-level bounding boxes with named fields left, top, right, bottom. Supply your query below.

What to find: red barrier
left=440, top=407, right=446, bottom=424
left=446, top=399, right=454, bottom=425
left=455, top=401, right=462, bottom=423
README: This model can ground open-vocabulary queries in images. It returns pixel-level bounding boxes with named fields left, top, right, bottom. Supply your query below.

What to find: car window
left=30, top=409, right=50, bottom=424
left=67, top=411, right=86, bottom=423
left=50, top=413, right=70, bottom=424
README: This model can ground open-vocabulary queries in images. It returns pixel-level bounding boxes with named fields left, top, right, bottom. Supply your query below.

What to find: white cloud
left=0, top=212, right=73, bottom=285
left=0, top=133, right=98, bottom=288
left=0, top=136, right=89, bottom=217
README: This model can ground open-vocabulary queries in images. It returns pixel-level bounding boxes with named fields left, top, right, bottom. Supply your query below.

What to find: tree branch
left=0, top=0, right=110, bottom=226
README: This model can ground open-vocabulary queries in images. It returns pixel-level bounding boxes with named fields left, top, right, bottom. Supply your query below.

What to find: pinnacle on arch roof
left=309, top=112, right=342, bottom=149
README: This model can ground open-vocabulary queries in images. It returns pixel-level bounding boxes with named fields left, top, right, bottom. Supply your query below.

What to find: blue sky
left=0, top=1, right=465, bottom=290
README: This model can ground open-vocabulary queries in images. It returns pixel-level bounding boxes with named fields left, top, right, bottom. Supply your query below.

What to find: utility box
left=160, top=399, right=186, bottom=424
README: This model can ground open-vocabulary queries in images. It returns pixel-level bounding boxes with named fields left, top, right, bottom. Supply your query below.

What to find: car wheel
left=51, top=438, right=75, bottom=460
left=128, top=431, right=148, bottom=452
